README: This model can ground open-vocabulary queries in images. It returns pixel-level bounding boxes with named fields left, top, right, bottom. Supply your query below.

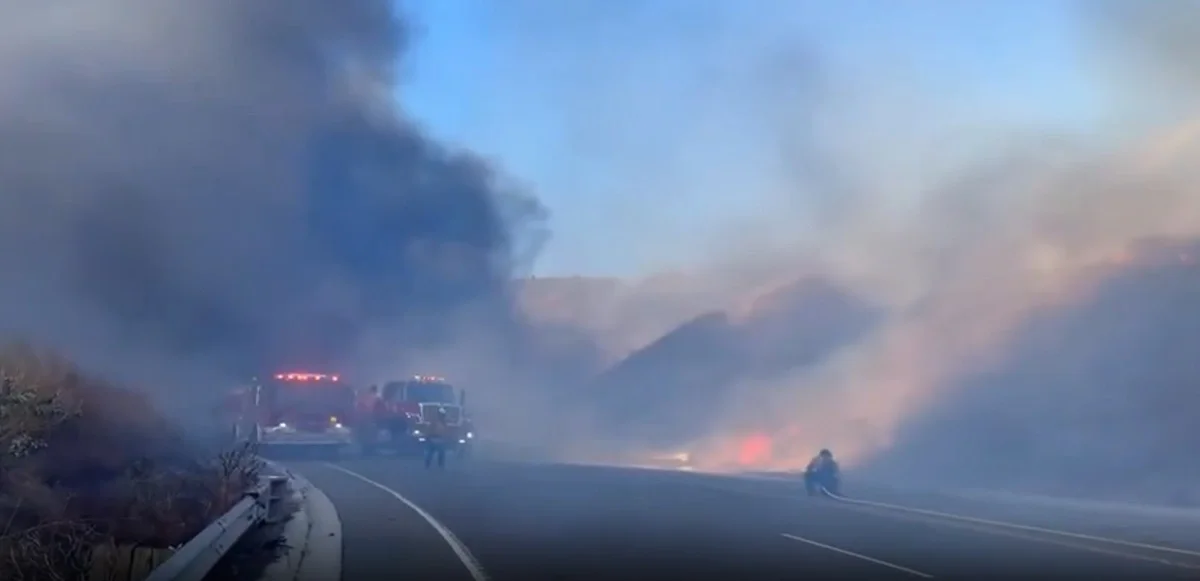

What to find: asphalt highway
left=286, top=456, right=1200, bottom=580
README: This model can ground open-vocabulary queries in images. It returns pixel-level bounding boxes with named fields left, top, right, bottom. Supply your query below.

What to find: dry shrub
left=0, top=343, right=263, bottom=580
left=0, top=519, right=99, bottom=581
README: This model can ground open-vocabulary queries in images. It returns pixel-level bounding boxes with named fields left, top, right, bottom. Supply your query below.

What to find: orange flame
left=737, top=433, right=773, bottom=465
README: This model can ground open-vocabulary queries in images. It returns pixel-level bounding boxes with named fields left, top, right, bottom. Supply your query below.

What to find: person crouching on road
left=804, top=449, right=839, bottom=496
left=424, top=408, right=450, bottom=469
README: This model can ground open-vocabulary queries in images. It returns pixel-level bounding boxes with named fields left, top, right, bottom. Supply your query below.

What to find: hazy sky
left=397, top=0, right=1115, bottom=277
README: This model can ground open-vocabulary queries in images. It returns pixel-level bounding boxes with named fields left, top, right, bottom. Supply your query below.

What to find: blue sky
left=394, top=0, right=1114, bottom=277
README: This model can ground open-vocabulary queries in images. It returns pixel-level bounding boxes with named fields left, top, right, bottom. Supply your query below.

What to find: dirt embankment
left=0, top=344, right=260, bottom=581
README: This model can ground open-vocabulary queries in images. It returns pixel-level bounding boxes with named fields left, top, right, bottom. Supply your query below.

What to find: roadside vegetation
left=0, top=343, right=262, bottom=581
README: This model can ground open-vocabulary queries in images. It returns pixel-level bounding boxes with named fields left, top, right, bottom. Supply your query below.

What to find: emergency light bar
left=411, top=375, right=445, bottom=382
left=275, top=372, right=340, bottom=381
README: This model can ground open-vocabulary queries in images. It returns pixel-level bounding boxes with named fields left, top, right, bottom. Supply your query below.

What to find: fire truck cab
left=230, top=372, right=357, bottom=455
left=358, top=375, right=474, bottom=456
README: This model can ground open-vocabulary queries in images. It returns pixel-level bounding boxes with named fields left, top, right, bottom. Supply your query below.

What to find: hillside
left=585, top=276, right=883, bottom=450
left=870, top=237, right=1200, bottom=503
left=515, top=274, right=751, bottom=365
left=0, top=345, right=259, bottom=580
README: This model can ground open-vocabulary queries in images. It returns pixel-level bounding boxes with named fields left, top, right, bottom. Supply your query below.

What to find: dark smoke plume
left=0, top=1, right=546, bottom=409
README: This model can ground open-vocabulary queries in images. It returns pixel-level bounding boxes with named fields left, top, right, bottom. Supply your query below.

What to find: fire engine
left=356, top=375, right=474, bottom=457
left=228, top=372, right=358, bottom=454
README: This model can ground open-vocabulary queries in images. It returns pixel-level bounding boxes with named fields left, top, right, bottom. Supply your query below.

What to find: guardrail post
left=138, top=471, right=285, bottom=581
left=264, top=475, right=289, bottom=524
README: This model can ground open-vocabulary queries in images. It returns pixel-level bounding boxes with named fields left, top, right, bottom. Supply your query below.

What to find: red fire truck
left=228, top=372, right=358, bottom=454
left=356, top=375, right=474, bottom=457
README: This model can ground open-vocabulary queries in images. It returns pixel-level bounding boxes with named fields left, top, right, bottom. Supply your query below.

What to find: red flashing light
left=275, top=372, right=340, bottom=382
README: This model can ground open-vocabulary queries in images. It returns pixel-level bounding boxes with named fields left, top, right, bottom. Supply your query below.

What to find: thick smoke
left=0, top=1, right=549, bottom=417
left=692, top=0, right=1200, bottom=486
left=493, top=0, right=1200, bottom=498
left=857, top=0, right=1200, bottom=501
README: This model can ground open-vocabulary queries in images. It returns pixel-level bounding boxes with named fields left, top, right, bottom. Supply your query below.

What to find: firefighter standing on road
left=424, top=407, right=450, bottom=469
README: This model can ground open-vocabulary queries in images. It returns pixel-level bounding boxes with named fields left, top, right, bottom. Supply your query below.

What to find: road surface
left=284, top=457, right=1200, bottom=580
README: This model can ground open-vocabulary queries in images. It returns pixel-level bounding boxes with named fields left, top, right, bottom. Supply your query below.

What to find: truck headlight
left=466, top=431, right=473, bottom=439
left=412, top=429, right=421, bottom=436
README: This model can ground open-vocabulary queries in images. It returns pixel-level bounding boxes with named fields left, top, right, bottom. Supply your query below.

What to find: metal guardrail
left=143, top=475, right=290, bottom=581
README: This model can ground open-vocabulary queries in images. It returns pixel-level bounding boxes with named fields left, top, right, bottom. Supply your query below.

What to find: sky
left=395, top=0, right=1116, bottom=277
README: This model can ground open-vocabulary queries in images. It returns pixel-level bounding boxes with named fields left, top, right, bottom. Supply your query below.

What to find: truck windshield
left=404, top=382, right=456, bottom=404
left=267, top=381, right=355, bottom=413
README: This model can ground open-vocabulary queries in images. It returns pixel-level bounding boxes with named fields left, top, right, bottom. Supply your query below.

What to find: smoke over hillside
left=4, top=0, right=1200, bottom=500
left=497, top=0, right=1200, bottom=499
left=576, top=277, right=882, bottom=456
left=516, top=274, right=789, bottom=365
left=0, top=1, right=550, bottom=415
left=842, top=1, right=1200, bottom=499
left=871, top=240, right=1200, bottom=501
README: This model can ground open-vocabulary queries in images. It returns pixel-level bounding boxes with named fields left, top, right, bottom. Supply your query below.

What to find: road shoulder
left=288, top=462, right=478, bottom=581
left=261, top=462, right=344, bottom=581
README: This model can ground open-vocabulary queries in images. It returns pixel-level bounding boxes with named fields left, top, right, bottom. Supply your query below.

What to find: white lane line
left=324, top=463, right=491, bottom=581
left=685, top=478, right=1200, bottom=569
left=821, top=488, right=1200, bottom=559
left=780, top=533, right=934, bottom=578
left=824, top=497, right=1200, bottom=570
